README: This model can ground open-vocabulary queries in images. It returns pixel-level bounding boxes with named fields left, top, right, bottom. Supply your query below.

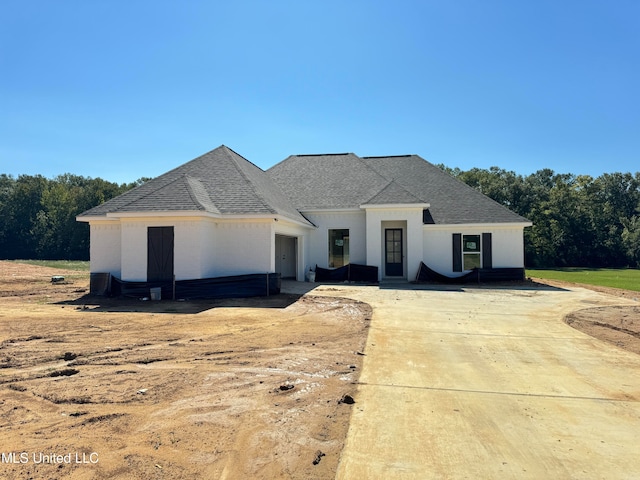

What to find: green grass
left=9, top=259, right=90, bottom=271
left=527, top=268, right=640, bottom=292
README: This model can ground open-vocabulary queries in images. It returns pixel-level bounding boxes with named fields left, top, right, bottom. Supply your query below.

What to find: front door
left=385, top=228, right=403, bottom=277
left=147, top=226, right=174, bottom=282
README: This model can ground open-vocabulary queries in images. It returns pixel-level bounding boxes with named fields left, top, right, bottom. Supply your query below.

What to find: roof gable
left=362, top=179, right=426, bottom=206
left=362, top=155, right=529, bottom=224
left=268, top=152, right=529, bottom=224
left=79, top=146, right=312, bottom=226
left=80, top=145, right=529, bottom=227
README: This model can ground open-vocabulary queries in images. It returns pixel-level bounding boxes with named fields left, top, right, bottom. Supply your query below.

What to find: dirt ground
left=1, top=263, right=638, bottom=480
left=0, top=262, right=371, bottom=480
left=529, top=276, right=640, bottom=356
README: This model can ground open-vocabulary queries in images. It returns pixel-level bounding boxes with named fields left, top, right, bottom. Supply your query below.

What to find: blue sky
left=1, top=1, right=638, bottom=184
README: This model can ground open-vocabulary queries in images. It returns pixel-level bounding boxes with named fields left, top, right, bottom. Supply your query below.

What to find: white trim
left=381, top=221, right=408, bottom=279
left=78, top=216, right=104, bottom=223
left=360, top=203, right=430, bottom=210
left=106, top=211, right=206, bottom=218
left=424, top=222, right=532, bottom=229
left=77, top=211, right=315, bottom=229
left=300, top=207, right=362, bottom=213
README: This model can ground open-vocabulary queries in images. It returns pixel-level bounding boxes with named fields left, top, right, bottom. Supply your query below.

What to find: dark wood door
left=385, top=228, right=403, bottom=277
left=147, top=227, right=174, bottom=282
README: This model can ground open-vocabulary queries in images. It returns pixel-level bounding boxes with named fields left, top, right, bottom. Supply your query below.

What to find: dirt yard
left=1, top=263, right=638, bottom=480
left=529, top=277, right=640, bottom=356
left=0, top=262, right=371, bottom=479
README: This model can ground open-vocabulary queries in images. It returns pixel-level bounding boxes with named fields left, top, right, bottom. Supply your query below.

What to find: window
left=453, top=233, right=492, bottom=272
left=463, top=234, right=481, bottom=270
left=328, top=229, right=349, bottom=268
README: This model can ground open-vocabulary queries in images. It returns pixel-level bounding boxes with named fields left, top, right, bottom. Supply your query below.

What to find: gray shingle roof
left=80, top=146, right=529, bottom=227
left=268, top=153, right=530, bottom=224
left=267, top=153, right=392, bottom=209
left=362, top=155, right=529, bottom=224
left=79, top=145, right=312, bottom=226
left=362, top=180, right=426, bottom=205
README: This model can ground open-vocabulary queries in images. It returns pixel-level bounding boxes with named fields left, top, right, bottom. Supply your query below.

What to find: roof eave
left=76, top=215, right=112, bottom=223
left=78, top=211, right=315, bottom=228
left=423, top=221, right=533, bottom=229
left=299, top=207, right=363, bottom=213
left=360, top=203, right=430, bottom=210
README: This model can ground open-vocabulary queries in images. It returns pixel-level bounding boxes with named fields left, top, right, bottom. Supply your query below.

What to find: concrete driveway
left=302, top=283, right=640, bottom=479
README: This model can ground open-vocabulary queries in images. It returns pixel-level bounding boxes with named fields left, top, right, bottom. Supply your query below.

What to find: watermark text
left=2, top=451, right=99, bottom=465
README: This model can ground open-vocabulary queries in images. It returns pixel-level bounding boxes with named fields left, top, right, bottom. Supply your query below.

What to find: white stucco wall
left=303, top=211, right=366, bottom=270
left=119, top=217, right=206, bottom=281
left=211, top=220, right=274, bottom=277
left=88, top=213, right=527, bottom=283
left=119, top=220, right=146, bottom=281
left=274, top=221, right=311, bottom=281
left=423, top=227, right=456, bottom=275
left=489, top=226, right=527, bottom=268
left=193, top=217, right=307, bottom=279
left=364, top=207, right=424, bottom=280
left=174, top=220, right=206, bottom=280
left=423, top=225, right=527, bottom=276
left=89, top=222, right=121, bottom=277
left=199, top=219, right=218, bottom=279
left=89, top=215, right=313, bottom=282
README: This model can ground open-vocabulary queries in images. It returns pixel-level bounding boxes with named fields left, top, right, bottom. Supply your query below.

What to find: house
left=77, top=145, right=531, bottom=289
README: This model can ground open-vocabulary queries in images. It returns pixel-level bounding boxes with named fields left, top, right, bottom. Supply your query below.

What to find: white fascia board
left=76, top=216, right=95, bottom=223
left=272, top=215, right=316, bottom=229
left=424, top=221, right=533, bottom=229
left=83, top=211, right=314, bottom=228
left=360, top=203, right=430, bottom=210
left=77, top=215, right=128, bottom=222
left=218, top=213, right=314, bottom=229
left=299, top=207, right=362, bottom=213
left=104, top=210, right=210, bottom=219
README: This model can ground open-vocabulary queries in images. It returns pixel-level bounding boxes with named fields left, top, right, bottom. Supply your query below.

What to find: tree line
left=0, top=168, right=638, bottom=267
left=0, top=174, right=147, bottom=260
